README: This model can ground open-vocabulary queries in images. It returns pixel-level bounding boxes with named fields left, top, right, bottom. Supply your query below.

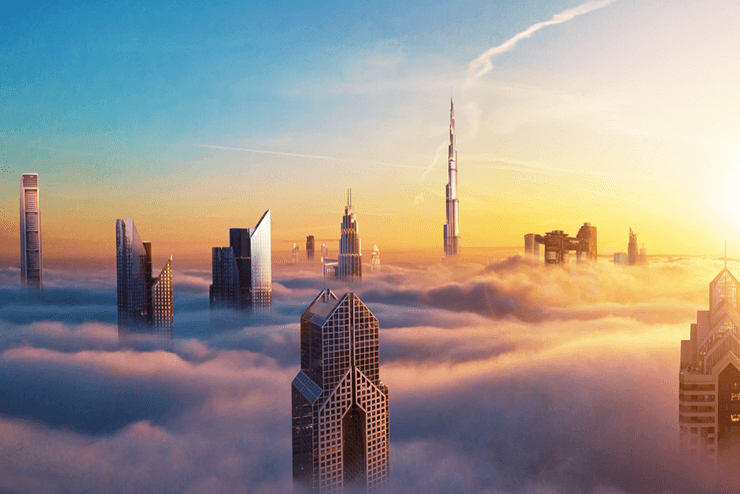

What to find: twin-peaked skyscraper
left=292, top=290, right=389, bottom=493
left=444, top=99, right=461, bottom=258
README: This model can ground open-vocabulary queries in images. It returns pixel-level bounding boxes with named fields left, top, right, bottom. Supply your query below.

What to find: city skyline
left=4, top=0, right=740, bottom=262
left=4, top=0, right=740, bottom=492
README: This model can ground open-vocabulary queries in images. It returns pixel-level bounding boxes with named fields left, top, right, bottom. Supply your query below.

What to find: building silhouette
left=370, top=242, right=380, bottom=272
left=534, top=223, right=597, bottom=264
left=210, top=247, right=240, bottom=308
left=444, top=99, right=461, bottom=258
left=20, top=173, right=42, bottom=290
left=116, top=218, right=173, bottom=349
left=679, top=260, right=740, bottom=467
left=321, top=243, right=329, bottom=260
left=293, top=242, right=299, bottom=262
left=628, top=228, right=638, bottom=265
left=524, top=233, right=539, bottom=258
left=210, top=210, right=272, bottom=310
left=613, top=252, right=627, bottom=265
left=307, top=236, right=315, bottom=261
left=338, top=190, right=361, bottom=282
left=292, top=289, right=390, bottom=493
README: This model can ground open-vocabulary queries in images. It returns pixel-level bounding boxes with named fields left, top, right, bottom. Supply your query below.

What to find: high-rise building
left=613, top=252, right=627, bottom=265
left=524, top=233, right=539, bottom=258
left=321, top=244, right=329, bottom=260
left=20, top=173, right=42, bottom=290
left=293, top=243, right=299, bottom=262
left=307, top=236, right=315, bottom=261
left=444, top=98, right=461, bottom=258
left=210, top=247, right=240, bottom=308
left=338, top=191, right=361, bottom=282
left=679, top=261, right=740, bottom=467
left=370, top=242, right=380, bottom=272
left=292, top=289, right=390, bottom=493
left=628, top=228, right=638, bottom=266
left=116, top=218, right=173, bottom=349
left=211, top=210, right=272, bottom=310
left=534, top=223, right=597, bottom=264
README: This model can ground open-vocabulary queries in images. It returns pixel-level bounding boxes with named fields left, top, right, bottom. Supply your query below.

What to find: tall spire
left=444, top=98, right=461, bottom=258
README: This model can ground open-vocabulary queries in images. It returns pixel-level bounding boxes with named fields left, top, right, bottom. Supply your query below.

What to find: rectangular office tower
left=679, top=264, right=740, bottom=468
left=116, top=218, right=174, bottom=350
left=20, top=173, right=42, bottom=290
left=307, top=236, right=315, bottom=261
left=292, top=290, right=389, bottom=493
left=210, top=210, right=272, bottom=310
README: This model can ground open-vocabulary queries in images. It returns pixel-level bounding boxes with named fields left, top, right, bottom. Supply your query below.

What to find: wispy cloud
left=466, top=0, right=619, bottom=84
left=196, top=144, right=426, bottom=170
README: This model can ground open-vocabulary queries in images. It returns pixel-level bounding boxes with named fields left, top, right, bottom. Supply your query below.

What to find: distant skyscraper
left=116, top=218, right=173, bottom=349
left=292, top=290, right=390, bottom=493
left=321, top=243, right=329, bottom=260
left=338, top=190, right=361, bottom=282
left=370, top=242, right=380, bottom=272
left=628, top=228, right=638, bottom=265
left=293, top=242, right=299, bottom=262
left=307, top=236, right=315, bottom=261
left=211, top=210, right=272, bottom=310
left=524, top=233, right=539, bottom=258
left=679, top=260, right=740, bottom=467
left=20, top=173, right=42, bottom=290
left=210, top=247, right=239, bottom=308
left=613, top=252, right=627, bottom=265
left=534, top=223, right=597, bottom=264
left=444, top=99, right=461, bottom=258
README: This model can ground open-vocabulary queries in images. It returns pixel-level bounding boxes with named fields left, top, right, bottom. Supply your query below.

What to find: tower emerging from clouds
left=20, top=173, right=42, bottom=290
left=292, top=289, right=389, bottom=493
left=679, top=261, right=740, bottom=467
left=444, top=99, right=461, bottom=258
left=211, top=210, right=272, bottom=310
left=338, top=190, right=361, bottom=282
left=116, top=218, right=173, bottom=350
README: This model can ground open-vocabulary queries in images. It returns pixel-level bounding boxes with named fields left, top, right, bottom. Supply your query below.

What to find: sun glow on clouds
left=0, top=255, right=737, bottom=492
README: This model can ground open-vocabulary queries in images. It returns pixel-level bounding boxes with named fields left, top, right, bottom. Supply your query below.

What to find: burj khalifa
left=444, top=99, right=461, bottom=257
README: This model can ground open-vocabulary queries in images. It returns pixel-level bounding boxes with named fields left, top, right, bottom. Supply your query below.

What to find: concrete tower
left=20, top=174, right=42, bottom=290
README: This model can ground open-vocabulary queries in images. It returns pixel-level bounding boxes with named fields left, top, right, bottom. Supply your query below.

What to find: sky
left=3, top=2, right=740, bottom=491
left=2, top=0, right=740, bottom=263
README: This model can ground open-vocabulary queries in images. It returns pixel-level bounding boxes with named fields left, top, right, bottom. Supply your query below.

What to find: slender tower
left=444, top=99, right=461, bottom=257
left=20, top=174, right=42, bottom=290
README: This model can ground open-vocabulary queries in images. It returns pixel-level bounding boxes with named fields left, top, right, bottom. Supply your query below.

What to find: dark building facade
left=292, top=290, right=389, bottom=493
left=679, top=264, right=740, bottom=467
left=210, top=210, right=272, bottom=310
left=307, top=236, right=315, bottom=261
left=116, top=218, right=173, bottom=350
left=534, top=222, right=597, bottom=264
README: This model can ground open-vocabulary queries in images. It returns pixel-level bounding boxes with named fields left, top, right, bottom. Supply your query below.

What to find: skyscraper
left=292, top=289, right=390, bottom=493
left=20, top=173, right=42, bottom=290
left=338, top=191, right=361, bottom=282
left=679, top=260, right=740, bottom=467
left=628, top=228, right=638, bottom=265
left=370, top=242, right=380, bottom=272
left=307, top=236, right=315, bottom=261
left=293, top=242, right=299, bottom=262
left=444, top=98, right=461, bottom=258
left=211, top=210, right=272, bottom=310
left=116, top=218, right=173, bottom=349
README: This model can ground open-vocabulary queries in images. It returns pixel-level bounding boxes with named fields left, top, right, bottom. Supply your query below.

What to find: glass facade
left=212, top=210, right=271, bottom=311
left=20, top=174, right=42, bottom=290
left=116, top=218, right=174, bottom=348
left=338, top=195, right=362, bottom=283
left=679, top=266, right=740, bottom=465
left=292, top=290, right=389, bottom=493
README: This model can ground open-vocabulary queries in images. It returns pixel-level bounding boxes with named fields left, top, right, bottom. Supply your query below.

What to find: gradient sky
left=2, top=0, right=740, bottom=263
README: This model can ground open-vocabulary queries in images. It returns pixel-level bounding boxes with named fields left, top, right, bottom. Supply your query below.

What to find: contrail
left=466, top=0, right=618, bottom=83
left=196, top=144, right=426, bottom=170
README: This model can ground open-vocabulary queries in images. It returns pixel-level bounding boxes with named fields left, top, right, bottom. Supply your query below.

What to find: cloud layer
left=0, top=255, right=735, bottom=493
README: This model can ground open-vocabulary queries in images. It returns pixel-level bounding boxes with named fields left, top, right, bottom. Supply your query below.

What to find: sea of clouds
left=0, top=255, right=737, bottom=493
